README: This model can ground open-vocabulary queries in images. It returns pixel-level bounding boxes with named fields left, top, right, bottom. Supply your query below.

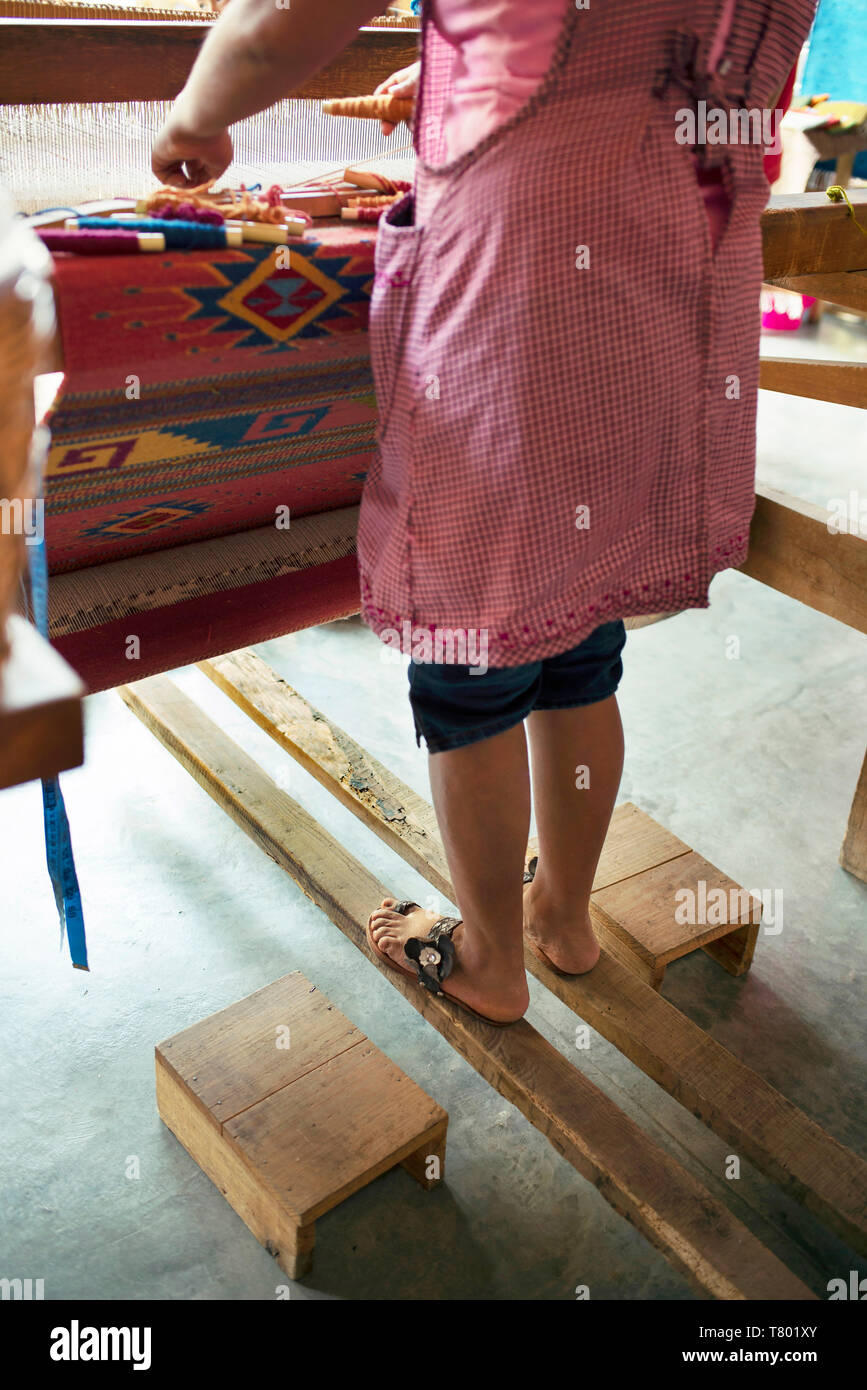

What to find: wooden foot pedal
left=530, top=803, right=763, bottom=989
left=586, top=803, right=763, bottom=989
left=155, top=972, right=448, bottom=1280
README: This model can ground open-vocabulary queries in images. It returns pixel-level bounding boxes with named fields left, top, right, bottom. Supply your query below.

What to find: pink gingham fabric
left=357, top=0, right=816, bottom=667
left=431, top=0, right=566, bottom=164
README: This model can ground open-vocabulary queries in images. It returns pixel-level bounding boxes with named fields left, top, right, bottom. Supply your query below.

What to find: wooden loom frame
left=753, top=191, right=867, bottom=881
left=2, top=17, right=865, bottom=1295
left=0, top=18, right=419, bottom=104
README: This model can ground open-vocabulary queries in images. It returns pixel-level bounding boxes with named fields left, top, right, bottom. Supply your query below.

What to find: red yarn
left=37, top=229, right=150, bottom=255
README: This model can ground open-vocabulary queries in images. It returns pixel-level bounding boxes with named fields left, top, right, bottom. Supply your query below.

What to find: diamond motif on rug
left=219, top=255, right=344, bottom=343
left=83, top=503, right=211, bottom=538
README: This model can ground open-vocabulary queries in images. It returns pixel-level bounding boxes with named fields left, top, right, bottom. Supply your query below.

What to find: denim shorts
left=407, top=620, right=626, bottom=754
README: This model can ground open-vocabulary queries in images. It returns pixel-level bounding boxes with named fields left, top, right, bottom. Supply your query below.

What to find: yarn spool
left=322, top=95, right=414, bottom=124
left=344, top=168, right=412, bottom=195
left=0, top=186, right=55, bottom=688
left=38, top=228, right=165, bottom=254
left=340, top=206, right=387, bottom=222
left=74, top=216, right=231, bottom=249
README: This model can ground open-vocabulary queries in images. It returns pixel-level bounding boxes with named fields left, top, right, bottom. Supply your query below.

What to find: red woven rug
left=46, top=222, right=377, bottom=573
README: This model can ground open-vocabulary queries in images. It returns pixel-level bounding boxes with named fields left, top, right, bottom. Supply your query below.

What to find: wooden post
left=840, top=748, right=867, bottom=884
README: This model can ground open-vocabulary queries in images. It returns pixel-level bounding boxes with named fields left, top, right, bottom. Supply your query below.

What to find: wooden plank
left=592, top=852, right=763, bottom=969
left=197, top=652, right=867, bottom=1255
left=0, top=20, right=419, bottom=104
left=764, top=271, right=867, bottom=314
left=738, top=484, right=867, bottom=634
left=0, top=613, right=84, bottom=791
left=759, top=357, right=867, bottom=409
left=121, top=674, right=817, bottom=1299
left=840, top=748, right=867, bottom=884
left=525, top=946, right=867, bottom=1259
left=157, top=971, right=363, bottom=1124
left=591, top=801, right=691, bottom=891
left=761, top=192, right=867, bottom=278
left=701, top=921, right=760, bottom=978
left=586, top=896, right=664, bottom=990
left=223, top=1044, right=446, bottom=1225
left=201, top=649, right=455, bottom=900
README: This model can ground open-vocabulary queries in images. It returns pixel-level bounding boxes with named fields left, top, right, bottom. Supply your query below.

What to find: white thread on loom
left=0, top=101, right=414, bottom=213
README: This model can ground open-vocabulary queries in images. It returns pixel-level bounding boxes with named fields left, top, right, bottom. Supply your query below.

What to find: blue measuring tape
left=23, top=444, right=88, bottom=970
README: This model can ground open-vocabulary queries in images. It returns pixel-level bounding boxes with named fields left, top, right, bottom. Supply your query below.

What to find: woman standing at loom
left=153, top=0, right=816, bottom=1026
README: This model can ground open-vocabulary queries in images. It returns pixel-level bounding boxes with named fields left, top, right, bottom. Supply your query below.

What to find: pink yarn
left=152, top=200, right=225, bottom=225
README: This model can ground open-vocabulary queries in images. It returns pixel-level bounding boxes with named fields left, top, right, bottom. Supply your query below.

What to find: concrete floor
left=1, top=315, right=865, bottom=1301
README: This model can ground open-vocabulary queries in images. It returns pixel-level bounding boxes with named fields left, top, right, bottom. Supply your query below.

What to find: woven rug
left=47, top=506, right=361, bottom=692
left=46, top=221, right=377, bottom=572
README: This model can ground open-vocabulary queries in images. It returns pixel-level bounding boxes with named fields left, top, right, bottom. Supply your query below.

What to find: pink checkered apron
left=357, top=0, right=816, bottom=667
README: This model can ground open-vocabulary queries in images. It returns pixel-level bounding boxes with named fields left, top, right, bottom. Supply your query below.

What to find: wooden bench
left=156, top=971, right=448, bottom=1279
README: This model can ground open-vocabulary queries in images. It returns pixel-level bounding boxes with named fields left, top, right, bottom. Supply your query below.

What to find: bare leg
left=369, top=721, right=531, bottom=1023
left=523, top=696, right=624, bottom=973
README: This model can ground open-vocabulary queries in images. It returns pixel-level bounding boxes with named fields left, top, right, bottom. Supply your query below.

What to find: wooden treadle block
left=591, top=803, right=763, bottom=987
left=155, top=972, right=448, bottom=1279
left=530, top=803, right=763, bottom=990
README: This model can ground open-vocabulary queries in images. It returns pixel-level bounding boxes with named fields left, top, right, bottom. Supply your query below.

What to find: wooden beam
left=761, top=192, right=867, bottom=278
left=759, top=357, right=867, bottom=410
left=763, top=271, right=867, bottom=314
left=201, top=649, right=449, bottom=891
left=0, top=613, right=84, bottom=791
left=119, top=673, right=817, bottom=1299
left=738, top=484, right=867, bottom=634
left=525, top=946, right=867, bottom=1259
left=840, top=748, right=867, bottom=884
left=0, top=20, right=418, bottom=105
left=198, top=650, right=867, bottom=1256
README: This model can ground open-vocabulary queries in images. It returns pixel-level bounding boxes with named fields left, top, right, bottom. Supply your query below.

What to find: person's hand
left=373, top=60, right=420, bottom=137
left=151, top=117, right=234, bottom=189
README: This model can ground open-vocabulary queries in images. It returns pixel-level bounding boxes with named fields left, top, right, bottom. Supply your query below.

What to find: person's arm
left=153, top=0, right=382, bottom=187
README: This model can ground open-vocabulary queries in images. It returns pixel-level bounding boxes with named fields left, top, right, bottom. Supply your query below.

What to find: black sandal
left=366, top=899, right=522, bottom=1027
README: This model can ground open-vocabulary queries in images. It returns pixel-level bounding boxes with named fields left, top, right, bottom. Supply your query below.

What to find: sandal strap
left=404, top=916, right=461, bottom=995
left=522, top=855, right=538, bottom=884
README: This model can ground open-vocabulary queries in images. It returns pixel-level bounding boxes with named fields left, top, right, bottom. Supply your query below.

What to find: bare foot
left=368, top=898, right=529, bottom=1024
left=522, top=877, right=600, bottom=975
